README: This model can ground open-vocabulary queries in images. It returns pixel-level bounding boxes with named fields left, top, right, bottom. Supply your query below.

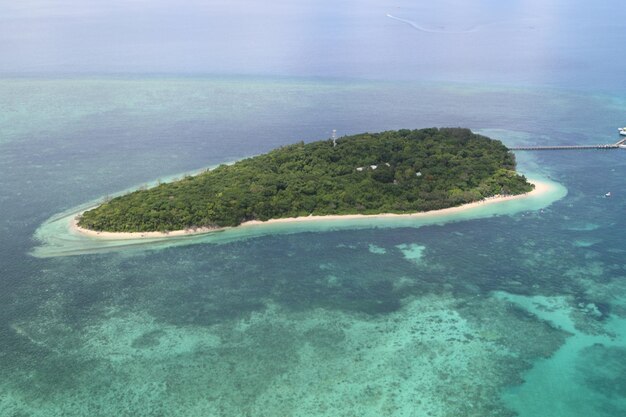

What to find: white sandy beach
left=70, top=180, right=551, bottom=241
left=69, top=217, right=220, bottom=240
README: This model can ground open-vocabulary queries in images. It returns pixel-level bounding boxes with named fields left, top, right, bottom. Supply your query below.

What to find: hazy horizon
left=2, top=0, right=626, bottom=89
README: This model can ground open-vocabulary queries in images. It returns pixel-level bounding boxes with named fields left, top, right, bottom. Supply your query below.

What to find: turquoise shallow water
left=2, top=77, right=626, bottom=416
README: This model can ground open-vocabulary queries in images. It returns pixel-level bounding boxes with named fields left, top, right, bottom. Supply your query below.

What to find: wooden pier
left=510, top=138, right=626, bottom=151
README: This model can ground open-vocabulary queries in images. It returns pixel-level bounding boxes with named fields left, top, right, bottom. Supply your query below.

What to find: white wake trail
left=386, top=14, right=479, bottom=34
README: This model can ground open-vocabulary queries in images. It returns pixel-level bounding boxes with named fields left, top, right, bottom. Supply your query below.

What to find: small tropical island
left=76, top=128, right=534, bottom=235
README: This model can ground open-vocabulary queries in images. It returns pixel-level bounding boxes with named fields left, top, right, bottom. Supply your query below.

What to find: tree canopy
left=78, top=128, right=533, bottom=232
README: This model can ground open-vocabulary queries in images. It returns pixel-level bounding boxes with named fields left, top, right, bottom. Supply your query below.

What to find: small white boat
left=619, top=127, right=626, bottom=136
left=605, top=192, right=611, bottom=198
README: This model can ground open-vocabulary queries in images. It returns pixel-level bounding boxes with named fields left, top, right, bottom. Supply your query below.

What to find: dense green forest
left=78, top=128, right=533, bottom=232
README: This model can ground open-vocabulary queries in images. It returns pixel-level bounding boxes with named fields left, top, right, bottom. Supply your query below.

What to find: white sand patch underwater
left=396, top=243, right=426, bottom=263
left=368, top=244, right=387, bottom=254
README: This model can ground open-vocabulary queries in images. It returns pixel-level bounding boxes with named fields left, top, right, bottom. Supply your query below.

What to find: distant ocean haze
left=0, top=0, right=625, bottom=89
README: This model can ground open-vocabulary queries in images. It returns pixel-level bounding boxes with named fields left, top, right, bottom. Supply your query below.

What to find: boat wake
left=386, top=14, right=479, bottom=34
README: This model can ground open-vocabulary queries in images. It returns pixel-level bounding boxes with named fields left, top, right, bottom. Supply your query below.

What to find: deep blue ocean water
left=2, top=1, right=626, bottom=416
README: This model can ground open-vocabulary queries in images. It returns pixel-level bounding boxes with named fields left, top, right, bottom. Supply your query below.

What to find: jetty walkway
left=510, top=138, right=626, bottom=151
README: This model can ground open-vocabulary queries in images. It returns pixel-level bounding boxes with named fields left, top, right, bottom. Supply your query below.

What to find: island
left=76, top=128, right=534, bottom=235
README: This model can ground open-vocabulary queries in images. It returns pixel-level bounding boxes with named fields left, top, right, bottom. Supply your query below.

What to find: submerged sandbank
left=70, top=180, right=550, bottom=241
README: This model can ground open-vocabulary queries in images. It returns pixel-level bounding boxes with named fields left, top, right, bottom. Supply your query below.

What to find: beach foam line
left=31, top=175, right=567, bottom=258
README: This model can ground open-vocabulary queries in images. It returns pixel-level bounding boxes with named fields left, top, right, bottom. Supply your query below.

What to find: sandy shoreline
left=70, top=180, right=550, bottom=240
left=69, top=217, right=221, bottom=240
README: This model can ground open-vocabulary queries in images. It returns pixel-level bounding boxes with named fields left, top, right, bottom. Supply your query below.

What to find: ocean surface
left=2, top=1, right=626, bottom=416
